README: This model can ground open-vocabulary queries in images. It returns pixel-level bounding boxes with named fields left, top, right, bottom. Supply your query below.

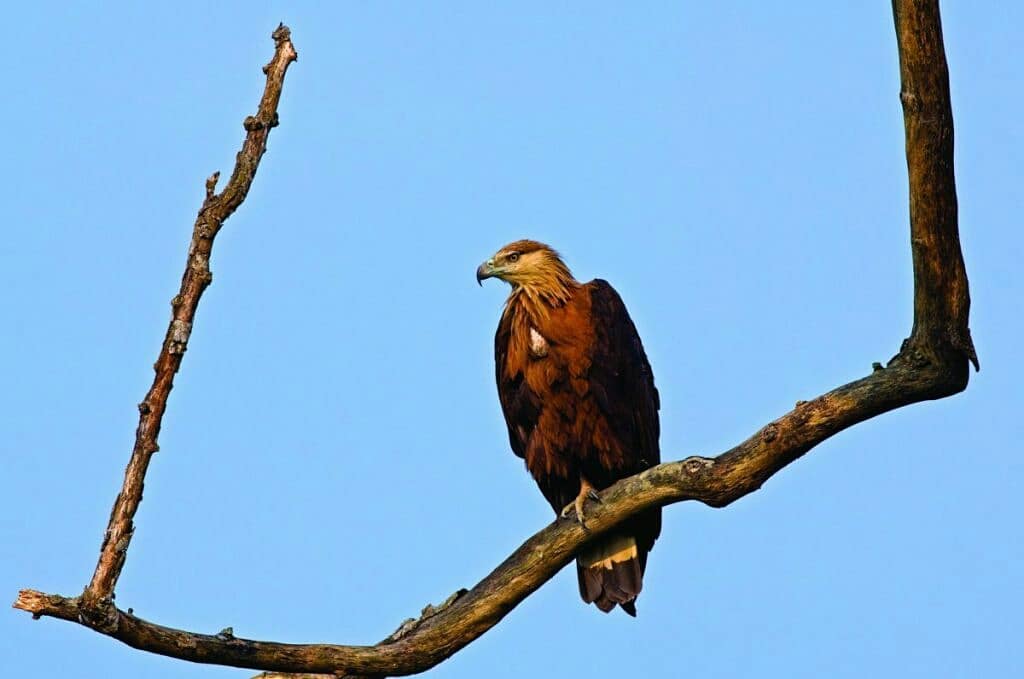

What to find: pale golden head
left=476, top=240, right=575, bottom=290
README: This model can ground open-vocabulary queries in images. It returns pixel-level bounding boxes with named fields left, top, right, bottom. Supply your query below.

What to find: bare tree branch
left=892, top=0, right=978, bottom=372
left=74, top=23, right=294, bottom=629
left=14, top=2, right=976, bottom=677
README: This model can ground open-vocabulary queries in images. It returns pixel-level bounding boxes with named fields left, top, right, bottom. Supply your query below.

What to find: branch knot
left=244, top=113, right=279, bottom=132
left=682, top=456, right=715, bottom=475
left=168, top=320, right=193, bottom=355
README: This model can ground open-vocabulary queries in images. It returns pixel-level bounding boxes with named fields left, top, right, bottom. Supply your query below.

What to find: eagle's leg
left=561, top=477, right=602, bottom=528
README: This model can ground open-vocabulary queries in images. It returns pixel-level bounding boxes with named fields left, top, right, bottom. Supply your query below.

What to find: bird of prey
left=477, top=240, right=661, bottom=615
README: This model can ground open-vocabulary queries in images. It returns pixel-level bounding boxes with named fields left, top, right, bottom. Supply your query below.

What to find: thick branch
left=892, top=0, right=977, bottom=371
left=79, top=24, right=298, bottom=621
left=14, top=2, right=974, bottom=677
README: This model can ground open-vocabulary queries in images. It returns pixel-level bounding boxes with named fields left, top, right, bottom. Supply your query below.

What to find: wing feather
left=584, top=279, right=660, bottom=473
left=495, top=307, right=534, bottom=459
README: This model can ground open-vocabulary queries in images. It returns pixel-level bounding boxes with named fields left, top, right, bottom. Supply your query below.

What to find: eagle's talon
left=560, top=500, right=583, bottom=523
left=562, top=508, right=589, bottom=531
left=561, top=479, right=599, bottom=528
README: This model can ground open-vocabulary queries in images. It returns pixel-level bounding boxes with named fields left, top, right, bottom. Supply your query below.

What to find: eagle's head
left=476, top=240, right=575, bottom=288
left=477, top=240, right=579, bottom=309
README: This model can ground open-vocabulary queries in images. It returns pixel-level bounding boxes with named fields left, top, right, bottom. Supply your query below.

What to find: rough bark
left=14, top=3, right=975, bottom=677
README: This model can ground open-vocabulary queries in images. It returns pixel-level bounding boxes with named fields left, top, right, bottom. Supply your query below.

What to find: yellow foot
left=560, top=481, right=602, bottom=529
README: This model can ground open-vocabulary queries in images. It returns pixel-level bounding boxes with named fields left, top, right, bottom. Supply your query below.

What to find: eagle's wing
left=495, top=307, right=533, bottom=459
left=576, top=279, right=662, bottom=614
left=583, top=278, right=661, bottom=482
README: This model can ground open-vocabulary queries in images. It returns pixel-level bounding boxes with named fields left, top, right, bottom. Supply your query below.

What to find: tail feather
left=576, top=533, right=646, bottom=616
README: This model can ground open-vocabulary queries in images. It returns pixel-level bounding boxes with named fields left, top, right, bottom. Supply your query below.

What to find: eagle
left=477, top=239, right=661, bottom=615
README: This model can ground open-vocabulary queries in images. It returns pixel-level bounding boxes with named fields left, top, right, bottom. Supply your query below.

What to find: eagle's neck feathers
left=504, top=259, right=579, bottom=323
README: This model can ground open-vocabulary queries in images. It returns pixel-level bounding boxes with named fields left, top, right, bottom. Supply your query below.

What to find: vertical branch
left=892, top=0, right=977, bottom=374
left=81, top=25, right=298, bottom=623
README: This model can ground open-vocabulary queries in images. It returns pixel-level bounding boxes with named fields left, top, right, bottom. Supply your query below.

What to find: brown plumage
left=477, top=240, right=661, bottom=615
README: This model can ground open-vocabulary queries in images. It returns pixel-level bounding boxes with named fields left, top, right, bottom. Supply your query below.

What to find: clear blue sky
left=4, top=3, right=1021, bottom=678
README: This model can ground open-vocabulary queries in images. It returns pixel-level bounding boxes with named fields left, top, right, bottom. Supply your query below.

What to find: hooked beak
left=476, top=259, right=497, bottom=286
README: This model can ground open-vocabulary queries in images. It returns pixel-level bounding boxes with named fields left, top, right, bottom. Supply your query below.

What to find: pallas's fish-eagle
left=478, top=240, right=661, bottom=615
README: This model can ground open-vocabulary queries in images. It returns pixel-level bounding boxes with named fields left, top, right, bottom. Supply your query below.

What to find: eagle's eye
left=507, top=252, right=520, bottom=263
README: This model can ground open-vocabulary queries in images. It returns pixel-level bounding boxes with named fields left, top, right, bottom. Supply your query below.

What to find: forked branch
left=14, top=3, right=975, bottom=677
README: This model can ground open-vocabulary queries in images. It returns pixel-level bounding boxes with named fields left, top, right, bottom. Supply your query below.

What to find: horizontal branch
left=13, top=339, right=969, bottom=675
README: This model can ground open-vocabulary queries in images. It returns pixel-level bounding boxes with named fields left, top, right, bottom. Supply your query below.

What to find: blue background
left=4, top=3, right=1021, bottom=677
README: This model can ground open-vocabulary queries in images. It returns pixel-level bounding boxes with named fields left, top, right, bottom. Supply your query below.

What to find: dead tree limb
left=78, top=23, right=297, bottom=626
left=37, top=23, right=296, bottom=631
left=14, top=2, right=975, bottom=677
